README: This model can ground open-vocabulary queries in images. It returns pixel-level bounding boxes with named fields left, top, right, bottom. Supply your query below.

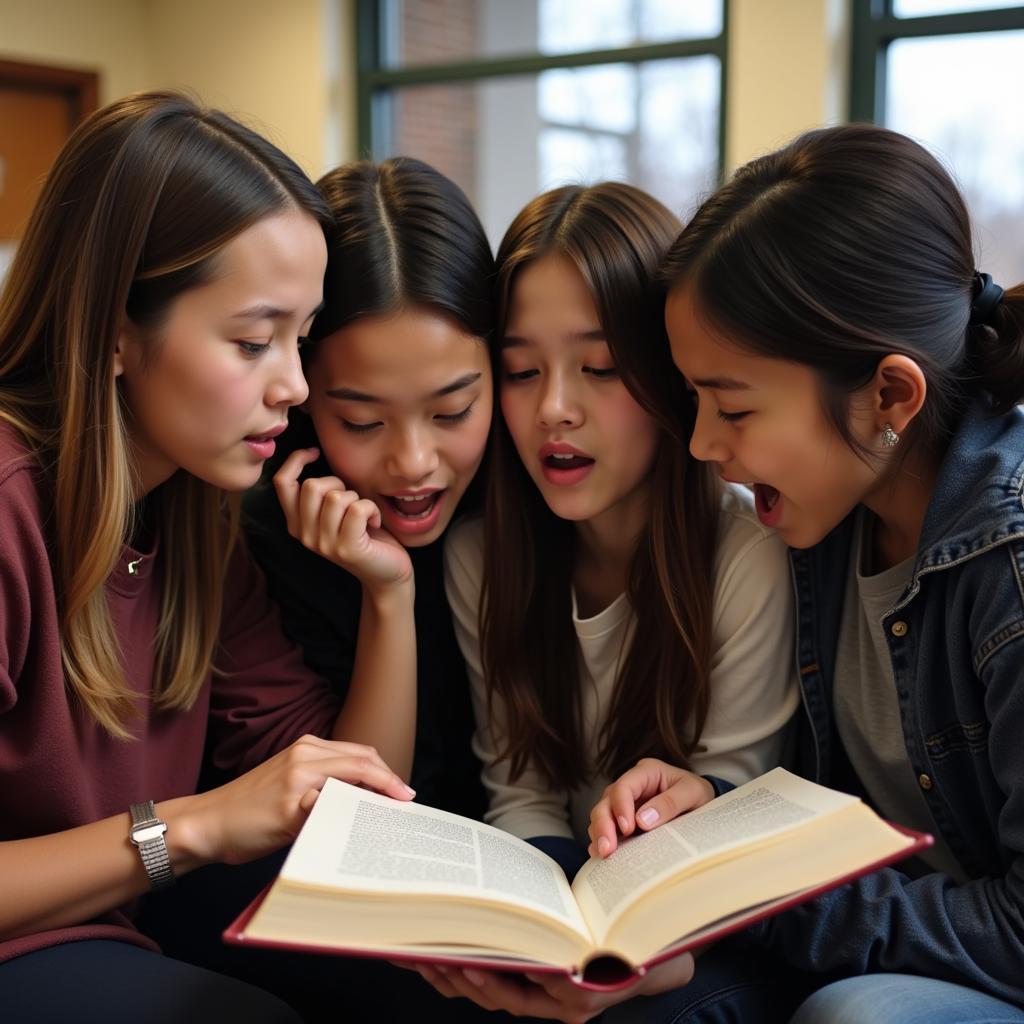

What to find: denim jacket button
left=918, top=773, right=933, bottom=790
left=891, top=620, right=909, bottom=637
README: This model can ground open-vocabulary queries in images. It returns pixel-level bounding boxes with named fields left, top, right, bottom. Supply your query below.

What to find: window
left=357, top=0, right=726, bottom=245
left=851, top=1, right=1024, bottom=285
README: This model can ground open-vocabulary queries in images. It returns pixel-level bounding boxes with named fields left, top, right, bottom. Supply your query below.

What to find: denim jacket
left=752, top=398, right=1024, bottom=1006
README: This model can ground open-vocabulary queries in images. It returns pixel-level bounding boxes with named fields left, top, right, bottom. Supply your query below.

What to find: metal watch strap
left=128, top=800, right=174, bottom=892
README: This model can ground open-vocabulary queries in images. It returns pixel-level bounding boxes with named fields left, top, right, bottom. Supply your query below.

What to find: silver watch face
left=131, top=822, right=168, bottom=845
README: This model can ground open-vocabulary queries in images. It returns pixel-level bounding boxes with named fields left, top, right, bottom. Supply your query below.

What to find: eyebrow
left=502, top=329, right=606, bottom=348
left=229, top=301, right=325, bottom=321
left=690, top=376, right=752, bottom=391
left=326, top=372, right=482, bottom=404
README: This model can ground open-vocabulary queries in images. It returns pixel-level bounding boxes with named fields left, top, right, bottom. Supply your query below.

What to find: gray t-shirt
left=834, top=508, right=966, bottom=882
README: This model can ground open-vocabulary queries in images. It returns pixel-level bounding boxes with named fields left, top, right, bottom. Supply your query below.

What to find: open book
left=225, top=767, right=930, bottom=990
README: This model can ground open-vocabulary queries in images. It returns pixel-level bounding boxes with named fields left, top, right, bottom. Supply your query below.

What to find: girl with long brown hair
left=422, top=182, right=800, bottom=1019
left=0, top=91, right=412, bottom=1022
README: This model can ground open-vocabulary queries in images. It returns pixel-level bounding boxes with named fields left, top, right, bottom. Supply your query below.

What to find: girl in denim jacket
left=588, top=124, right=1024, bottom=1022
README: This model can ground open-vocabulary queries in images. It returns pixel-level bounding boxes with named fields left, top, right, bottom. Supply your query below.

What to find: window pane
left=539, top=0, right=722, bottom=53
left=639, top=0, right=723, bottom=42
left=638, top=56, right=719, bottom=220
left=894, top=1, right=1024, bottom=17
left=539, top=128, right=629, bottom=188
left=886, top=30, right=1024, bottom=285
left=538, top=65, right=637, bottom=133
left=383, top=0, right=722, bottom=69
left=380, top=57, right=720, bottom=246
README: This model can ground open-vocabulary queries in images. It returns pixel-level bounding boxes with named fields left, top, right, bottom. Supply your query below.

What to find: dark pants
left=138, top=850, right=527, bottom=1022
left=604, top=942, right=819, bottom=1023
left=0, top=939, right=302, bottom=1024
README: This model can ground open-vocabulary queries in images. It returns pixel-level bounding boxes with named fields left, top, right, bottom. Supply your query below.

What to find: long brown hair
left=660, top=124, right=1024, bottom=460
left=481, top=183, right=721, bottom=789
left=0, top=91, right=331, bottom=738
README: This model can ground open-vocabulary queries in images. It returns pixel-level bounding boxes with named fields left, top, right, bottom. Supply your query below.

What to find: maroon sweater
left=0, top=425, right=342, bottom=962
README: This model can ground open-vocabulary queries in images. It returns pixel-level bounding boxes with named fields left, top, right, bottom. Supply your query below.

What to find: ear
left=114, top=320, right=140, bottom=379
left=869, top=354, right=927, bottom=435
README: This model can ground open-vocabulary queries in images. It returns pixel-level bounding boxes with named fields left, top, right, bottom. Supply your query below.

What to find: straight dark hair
left=309, top=156, right=494, bottom=345
left=482, top=183, right=721, bottom=789
left=660, top=124, right=1024, bottom=460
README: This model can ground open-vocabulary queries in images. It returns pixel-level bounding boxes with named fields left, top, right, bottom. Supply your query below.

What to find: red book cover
left=223, top=783, right=931, bottom=993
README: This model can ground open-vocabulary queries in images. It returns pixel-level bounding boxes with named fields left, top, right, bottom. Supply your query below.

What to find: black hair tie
left=969, top=271, right=1004, bottom=325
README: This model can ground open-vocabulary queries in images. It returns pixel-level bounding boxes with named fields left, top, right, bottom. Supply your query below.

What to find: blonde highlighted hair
left=0, top=91, right=331, bottom=737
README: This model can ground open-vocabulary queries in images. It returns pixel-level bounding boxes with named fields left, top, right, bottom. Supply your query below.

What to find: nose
left=266, top=338, right=309, bottom=409
left=386, top=424, right=440, bottom=483
left=537, top=369, right=583, bottom=430
left=688, top=396, right=731, bottom=464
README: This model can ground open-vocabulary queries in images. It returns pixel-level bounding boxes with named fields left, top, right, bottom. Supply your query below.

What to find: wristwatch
left=128, top=800, right=175, bottom=891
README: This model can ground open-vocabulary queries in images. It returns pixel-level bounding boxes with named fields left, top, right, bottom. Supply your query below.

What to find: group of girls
left=1, top=88, right=1022, bottom=1024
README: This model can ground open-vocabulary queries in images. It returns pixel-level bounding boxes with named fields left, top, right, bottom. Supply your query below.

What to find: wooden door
left=0, top=86, right=74, bottom=238
left=0, top=60, right=98, bottom=277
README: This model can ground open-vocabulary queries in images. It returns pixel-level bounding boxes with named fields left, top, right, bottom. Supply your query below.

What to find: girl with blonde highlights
left=0, top=91, right=412, bottom=1022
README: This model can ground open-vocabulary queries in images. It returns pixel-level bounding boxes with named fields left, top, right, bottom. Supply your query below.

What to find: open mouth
left=753, top=483, right=782, bottom=524
left=543, top=452, right=595, bottom=471
left=243, top=430, right=282, bottom=459
left=385, top=491, right=444, bottom=520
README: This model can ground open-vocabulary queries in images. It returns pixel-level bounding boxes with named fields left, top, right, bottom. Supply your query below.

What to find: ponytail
left=969, top=282, right=1024, bottom=415
left=661, top=124, right=1023, bottom=455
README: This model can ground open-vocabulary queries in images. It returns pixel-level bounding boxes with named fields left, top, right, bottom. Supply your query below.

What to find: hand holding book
left=409, top=950, right=697, bottom=1023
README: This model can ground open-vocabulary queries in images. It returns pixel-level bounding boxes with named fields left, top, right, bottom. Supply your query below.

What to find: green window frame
left=355, top=0, right=729, bottom=184
left=850, top=1, right=1024, bottom=123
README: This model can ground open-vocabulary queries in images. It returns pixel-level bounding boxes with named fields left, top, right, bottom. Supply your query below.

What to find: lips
left=539, top=442, right=594, bottom=469
left=385, top=491, right=443, bottom=519
left=379, top=488, right=447, bottom=538
left=243, top=423, right=287, bottom=460
left=538, top=442, right=595, bottom=486
left=244, top=423, right=288, bottom=443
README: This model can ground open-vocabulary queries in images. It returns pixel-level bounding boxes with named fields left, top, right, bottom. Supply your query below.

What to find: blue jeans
left=790, top=974, right=1024, bottom=1024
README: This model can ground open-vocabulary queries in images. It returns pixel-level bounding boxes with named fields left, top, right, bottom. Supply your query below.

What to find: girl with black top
left=246, top=156, right=495, bottom=819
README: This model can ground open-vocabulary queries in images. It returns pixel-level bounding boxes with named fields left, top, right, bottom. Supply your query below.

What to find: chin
left=541, top=498, right=597, bottom=523
left=194, top=464, right=264, bottom=493
left=398, top=528, right=443, bottom=549
left=780, top=522, right=829, bottom=551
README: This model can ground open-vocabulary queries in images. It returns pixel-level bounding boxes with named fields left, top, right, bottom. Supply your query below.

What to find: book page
left=600, top=802, right=916, bottom=963
left=573, top=767, right=860, bottom=930
left=281, top=779, right=590, bottom=936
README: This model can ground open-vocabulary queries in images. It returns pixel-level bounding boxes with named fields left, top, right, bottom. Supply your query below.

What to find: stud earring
left=881, top=423, right=900, bottom=448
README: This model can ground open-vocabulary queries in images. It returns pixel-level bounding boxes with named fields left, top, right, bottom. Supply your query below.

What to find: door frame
left=0, top=57, right=99, bottom=125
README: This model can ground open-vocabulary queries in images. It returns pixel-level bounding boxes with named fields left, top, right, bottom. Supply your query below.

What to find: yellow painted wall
left=727, top=0, right=849, bottom=171
left=145, top=0, right=353, bottom=177
left=0, top=0, right=151, bottom=102
left=0, top=0, right=356, bottom=178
